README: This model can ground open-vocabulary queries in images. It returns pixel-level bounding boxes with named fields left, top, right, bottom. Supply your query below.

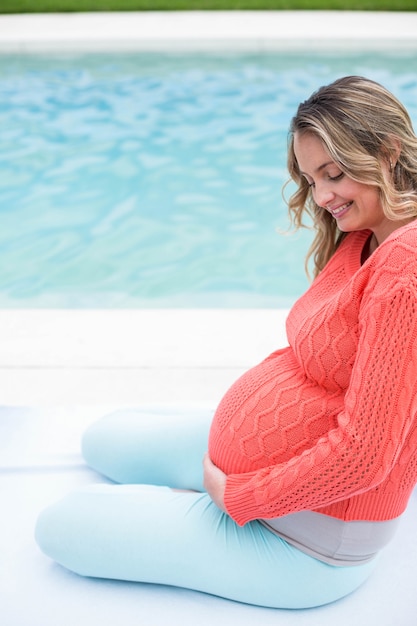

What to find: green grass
left=1, top=0, right=417, bottom=13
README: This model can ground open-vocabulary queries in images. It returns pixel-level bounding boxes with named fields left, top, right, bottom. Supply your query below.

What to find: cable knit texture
left=208, top=222, right=417, bottom=526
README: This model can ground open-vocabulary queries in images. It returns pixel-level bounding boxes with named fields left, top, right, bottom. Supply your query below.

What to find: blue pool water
left=2, top=51, right=417, bottom=308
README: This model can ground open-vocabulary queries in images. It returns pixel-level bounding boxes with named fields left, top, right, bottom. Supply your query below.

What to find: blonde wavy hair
left=286, top=75, right=417, bottom=277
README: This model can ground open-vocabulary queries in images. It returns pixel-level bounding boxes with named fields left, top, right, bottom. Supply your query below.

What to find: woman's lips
left=328, top=201, right=353, bottom=219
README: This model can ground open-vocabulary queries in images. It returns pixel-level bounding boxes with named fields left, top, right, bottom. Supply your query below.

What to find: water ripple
left=1, top=51, right=416, bottom=307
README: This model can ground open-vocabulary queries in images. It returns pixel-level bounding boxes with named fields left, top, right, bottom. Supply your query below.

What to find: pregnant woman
left=35, top=76, right=417, bottom=609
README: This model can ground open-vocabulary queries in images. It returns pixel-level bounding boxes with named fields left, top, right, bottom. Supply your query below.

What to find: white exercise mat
left=1, top=405, right=416, bottom=626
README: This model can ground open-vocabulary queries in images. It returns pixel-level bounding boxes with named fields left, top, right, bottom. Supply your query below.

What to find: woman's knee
left=82, top=407, right=212, bottom=488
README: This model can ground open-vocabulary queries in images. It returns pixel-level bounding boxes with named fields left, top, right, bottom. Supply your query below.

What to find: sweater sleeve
left=224, top=284, right=417, bottom=526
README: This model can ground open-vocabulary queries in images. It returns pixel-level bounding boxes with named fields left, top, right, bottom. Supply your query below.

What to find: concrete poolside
left=1, top=10, right=417, bottom=626
left=0, top=308, right=287, bottom=406
left=1, top=10, right=417, bottom=52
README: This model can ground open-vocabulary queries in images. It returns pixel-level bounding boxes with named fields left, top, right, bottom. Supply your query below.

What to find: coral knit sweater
left=208, top=221, right=417, bottom=527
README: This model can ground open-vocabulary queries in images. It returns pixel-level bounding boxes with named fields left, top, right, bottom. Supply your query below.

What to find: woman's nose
left=313, top=182, right=335, bottom=208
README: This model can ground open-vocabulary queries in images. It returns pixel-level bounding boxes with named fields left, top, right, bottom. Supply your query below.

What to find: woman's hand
left=203, top=453, right=227, bottom=513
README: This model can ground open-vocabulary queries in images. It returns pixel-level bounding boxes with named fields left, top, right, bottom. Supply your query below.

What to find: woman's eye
left=329, top=172, right=344, bottom=181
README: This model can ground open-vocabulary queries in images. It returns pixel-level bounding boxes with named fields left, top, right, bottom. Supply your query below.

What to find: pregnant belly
left=208, top=348, right=342, bottom=475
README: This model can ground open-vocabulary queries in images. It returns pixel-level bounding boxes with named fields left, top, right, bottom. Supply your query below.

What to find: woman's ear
left=387, top=136, right=402, bottom=169
left=380, top=136, right=401, bottom=175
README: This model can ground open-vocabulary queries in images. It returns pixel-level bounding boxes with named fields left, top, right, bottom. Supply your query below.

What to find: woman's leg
left=35, top=483, right=376, bottom=609
left=81, top=406, right=214, bottom=491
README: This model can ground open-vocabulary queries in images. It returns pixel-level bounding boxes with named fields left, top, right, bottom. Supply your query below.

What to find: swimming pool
left=2, top=50, right=417, bottom=308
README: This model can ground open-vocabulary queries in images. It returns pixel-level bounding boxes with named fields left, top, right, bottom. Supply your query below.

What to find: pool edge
left=0, top=11, right=417, bottom=52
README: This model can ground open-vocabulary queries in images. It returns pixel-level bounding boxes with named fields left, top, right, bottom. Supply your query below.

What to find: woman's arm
left=222, top=286, right=417, bottom=525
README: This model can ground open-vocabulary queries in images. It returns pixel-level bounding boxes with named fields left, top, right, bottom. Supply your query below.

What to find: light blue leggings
left=35, top=406, right=377, bottom=609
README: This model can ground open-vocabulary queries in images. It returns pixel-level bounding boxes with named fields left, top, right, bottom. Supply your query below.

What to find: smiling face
left=293, top=131, right=401, bottom=245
